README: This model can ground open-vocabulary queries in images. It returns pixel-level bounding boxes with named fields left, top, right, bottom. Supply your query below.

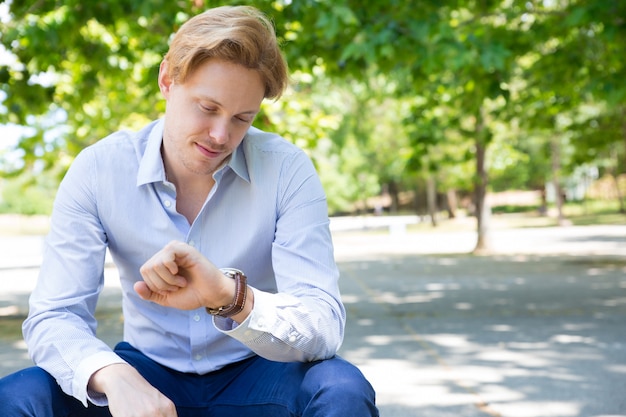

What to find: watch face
left=220, top=268, right=244, bottom=278
left=206, top=307, right=221, bottom=316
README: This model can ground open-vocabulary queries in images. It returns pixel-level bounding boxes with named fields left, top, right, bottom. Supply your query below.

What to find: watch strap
left=206, top=268, right=247, bottom=318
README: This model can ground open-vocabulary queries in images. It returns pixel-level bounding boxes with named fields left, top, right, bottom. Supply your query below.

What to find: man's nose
left=209, top=118, right=229, bottom=144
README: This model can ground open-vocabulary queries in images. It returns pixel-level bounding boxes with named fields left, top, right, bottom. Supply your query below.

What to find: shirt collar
left=228, top=141, right=250, bottom=183
left=136, top=119, right=251, bottom=187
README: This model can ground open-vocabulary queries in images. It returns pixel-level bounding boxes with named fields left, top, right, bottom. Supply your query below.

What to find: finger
left=165, top=240, right=202, bottom=270
left=161, top=252, right=180, bottom=276
left=140, top=247, right=178, bottom=276
left=133, top=281, right=154, bottom=301
left=133, top=281, right=173, bottom=305
left=138, top=270, right=178, bottom=293
left=152, top=262, right=187, bottom=288
left=140, top=262, right=186, bottom=292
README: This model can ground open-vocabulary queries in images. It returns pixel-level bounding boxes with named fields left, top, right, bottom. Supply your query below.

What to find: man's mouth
left=195, top=142, right=223, bottom=158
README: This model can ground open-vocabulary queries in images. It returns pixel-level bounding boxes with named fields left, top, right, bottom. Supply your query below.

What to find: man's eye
left=200, top=106, right=216, bottom=113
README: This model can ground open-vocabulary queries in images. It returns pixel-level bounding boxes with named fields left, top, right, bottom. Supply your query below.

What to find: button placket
left=189, top=310, right=208, bottom=365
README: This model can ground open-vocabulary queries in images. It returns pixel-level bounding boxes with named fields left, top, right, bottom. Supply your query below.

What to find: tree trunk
left=615, top=110, right=626, bottom=214
left=611, top=174, right=625, bottom=213
left=388, top=180, right=400, bottom=213
left=446, top=189, right=458, bottom=219
left=414, top=180, right=426, bottom=222
left=426, top=175, right=437, bottom=227
left=550, top=137, right=569, bottom=226
left=474, top=137, right=491, bottom=253
left=473, top=104, right=492, bottom=254
left=539, top=186, right=548, bottom=216
left=610, top=147, right=625, bottom=214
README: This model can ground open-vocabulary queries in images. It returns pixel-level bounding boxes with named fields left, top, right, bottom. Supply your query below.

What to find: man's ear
left=158, top=60, right=173, bottom=98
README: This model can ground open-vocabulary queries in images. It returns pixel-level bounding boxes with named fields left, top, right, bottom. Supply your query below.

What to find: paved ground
left=1, top=220, right=626, bottom=417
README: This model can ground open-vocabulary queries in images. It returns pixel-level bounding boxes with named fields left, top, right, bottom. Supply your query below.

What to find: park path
left=1, top=221, right=626, bottom=416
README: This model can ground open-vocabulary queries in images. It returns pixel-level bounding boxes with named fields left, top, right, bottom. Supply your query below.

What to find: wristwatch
left=206, top=268, right=248, bottom=318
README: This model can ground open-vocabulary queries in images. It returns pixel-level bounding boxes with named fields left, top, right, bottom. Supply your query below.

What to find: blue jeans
left=0, top=342, right=378, bottom=416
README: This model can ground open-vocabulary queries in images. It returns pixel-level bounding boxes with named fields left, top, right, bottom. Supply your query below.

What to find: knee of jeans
left=0, top=367, right=58, bottom=405
left=302, top=358, right=375, bottom=399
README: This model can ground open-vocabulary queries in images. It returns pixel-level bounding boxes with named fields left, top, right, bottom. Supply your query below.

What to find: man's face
left=159, top=58, right=265, bottom=179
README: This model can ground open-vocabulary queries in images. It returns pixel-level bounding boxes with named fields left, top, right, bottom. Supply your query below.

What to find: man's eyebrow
left=200, top=97, right=259, bottom=115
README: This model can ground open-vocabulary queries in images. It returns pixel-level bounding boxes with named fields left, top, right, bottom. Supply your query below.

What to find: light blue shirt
left=23, top=119, right=345, bottom=406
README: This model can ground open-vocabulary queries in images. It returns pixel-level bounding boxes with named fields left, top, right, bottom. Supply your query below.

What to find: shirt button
left=193, top=314, right=200, bottom=322
left=188, top=240, right=195, bottom=247
left=164, top=200, right=172, bottom=208
left=289, top=334, right=297, bottom=343
left=194, top=354, right=202, bottom=361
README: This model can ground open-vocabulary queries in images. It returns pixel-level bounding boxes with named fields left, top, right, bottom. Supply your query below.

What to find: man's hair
left=164, top=5, right=288, bottom=100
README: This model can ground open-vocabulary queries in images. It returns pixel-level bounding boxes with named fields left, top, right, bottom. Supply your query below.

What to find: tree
left=0, top=1, right=187, bottom=176
left=520, top=0, right=626, bottom=215
left=2, top=0, right=624, bottom=234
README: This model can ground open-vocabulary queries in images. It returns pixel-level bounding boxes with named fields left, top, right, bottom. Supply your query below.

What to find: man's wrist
left=88, top=363, right=135, bottom=394
left=206, top=268, right=247, bottom=318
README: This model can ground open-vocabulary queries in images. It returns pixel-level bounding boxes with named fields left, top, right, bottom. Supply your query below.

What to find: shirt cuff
left=213, top=287, right=284, bottom=343
left=73, top=351, right=128, bottom=407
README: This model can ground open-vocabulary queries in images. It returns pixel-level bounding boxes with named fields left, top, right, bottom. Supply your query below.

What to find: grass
left=1, top=199, right=624, bottom=237
left=406, top=199, right=625, bottom=234
left=0, top=310, right=123, bottom=342
left=0, top=317, right=24, bottom=340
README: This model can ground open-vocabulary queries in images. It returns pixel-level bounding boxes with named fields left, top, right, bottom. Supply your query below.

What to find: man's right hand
left=88, top=363, right=177, bottom=417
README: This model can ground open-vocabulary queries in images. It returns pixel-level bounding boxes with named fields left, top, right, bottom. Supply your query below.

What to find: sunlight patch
left=477, top=349, right=550, bottom=367
left=487, top=324, right=514, bottom=332
left=0, top=305, right=19, bottom=316
left=493, top=401, right=580, bottom=417
left=551, top=334, right=595, bottom=345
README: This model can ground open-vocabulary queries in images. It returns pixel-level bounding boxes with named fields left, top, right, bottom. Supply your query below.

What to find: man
left=0, top=6, right=378, bottom=417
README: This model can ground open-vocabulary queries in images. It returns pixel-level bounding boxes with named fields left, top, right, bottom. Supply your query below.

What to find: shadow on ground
left=1, top=255, right=625, bottom=417
left=337, top=254, right=626, bottom=417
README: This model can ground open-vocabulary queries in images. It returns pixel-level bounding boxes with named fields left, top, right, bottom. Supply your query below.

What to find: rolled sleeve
left=215, top=288, right=343, bottom=362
